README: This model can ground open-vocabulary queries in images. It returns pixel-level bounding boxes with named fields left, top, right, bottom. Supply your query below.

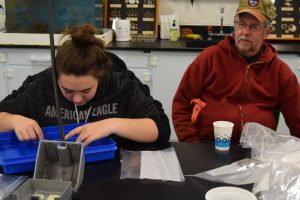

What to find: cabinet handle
left=143, top=72, right=151, bottom=83
left=149, top=56, right=157, bottom=67
left=29, top=55, right=51, bottom=63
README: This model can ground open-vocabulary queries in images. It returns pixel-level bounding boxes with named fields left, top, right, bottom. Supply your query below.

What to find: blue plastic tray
left=0, top=123, right=118, bottom=174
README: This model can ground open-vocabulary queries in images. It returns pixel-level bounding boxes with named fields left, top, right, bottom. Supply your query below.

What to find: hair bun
left=68, top=24, right=98, bottom=46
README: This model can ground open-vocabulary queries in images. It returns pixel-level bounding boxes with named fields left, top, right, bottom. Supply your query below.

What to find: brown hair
left=55, top=24, right=110, bottom=78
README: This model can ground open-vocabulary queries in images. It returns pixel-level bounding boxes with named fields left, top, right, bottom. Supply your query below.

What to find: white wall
left=159, top=0, right=239, bottom=26
left=0, top=0, right=4, bottom=8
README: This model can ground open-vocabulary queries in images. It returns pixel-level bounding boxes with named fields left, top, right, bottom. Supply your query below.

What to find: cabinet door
left=2, top=48, right=51, bottom=100
left=151, top=52, right=198, bottom=141
left=108, top=50, right=152, bottom=89
left=277, top=54, right=300, bottom=135
left=0, top=49, right=7, bottom=100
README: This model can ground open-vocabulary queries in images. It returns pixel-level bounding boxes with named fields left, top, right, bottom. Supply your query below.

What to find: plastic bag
left=257, top=161, right=300, bottom=200
left=240, top=123, right=300, bottom=163
left=192, top=158, right=270, bottom=185
left=120, top=150, right=141, bottom=180
left=120, top=147, right=185, bottom=182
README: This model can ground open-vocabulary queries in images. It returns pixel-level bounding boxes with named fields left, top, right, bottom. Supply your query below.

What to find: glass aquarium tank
left=5, top=0, right=103, bottom=33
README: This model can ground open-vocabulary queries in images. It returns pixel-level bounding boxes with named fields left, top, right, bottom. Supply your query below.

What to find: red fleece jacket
left=172, top=36, right=300, bottom=143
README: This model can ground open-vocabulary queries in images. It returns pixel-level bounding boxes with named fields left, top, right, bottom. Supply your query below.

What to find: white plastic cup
left=213, top=121, right=234, bottom=151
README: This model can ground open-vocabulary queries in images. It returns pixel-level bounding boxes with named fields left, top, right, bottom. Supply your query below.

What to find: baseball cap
left=236, top=0, right=276, bottom=22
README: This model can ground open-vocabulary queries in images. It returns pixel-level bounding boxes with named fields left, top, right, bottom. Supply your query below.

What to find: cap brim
left=236, top=8, right=266, bottom=22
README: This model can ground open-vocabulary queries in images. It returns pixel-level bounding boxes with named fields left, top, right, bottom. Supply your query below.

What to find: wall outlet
left=5, top=68, right=13, bottom=78
left=143, top=72, right=151, bottom=83
left=0, top=52, right=5, bottom=63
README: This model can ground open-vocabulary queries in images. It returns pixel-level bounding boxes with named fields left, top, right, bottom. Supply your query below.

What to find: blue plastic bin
left=0, top=123, right=118, bottom=174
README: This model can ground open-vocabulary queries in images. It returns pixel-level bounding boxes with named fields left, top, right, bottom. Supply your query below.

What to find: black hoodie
left=0, top=52, right=171, bottom=147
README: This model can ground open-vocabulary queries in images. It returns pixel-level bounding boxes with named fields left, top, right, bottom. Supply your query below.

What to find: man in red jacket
left=172, top=0, right=300, bottom=143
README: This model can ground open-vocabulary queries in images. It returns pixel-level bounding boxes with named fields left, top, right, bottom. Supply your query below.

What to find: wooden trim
left=267, top=37, right=300, bottom=41
left=103, top=0, right=108, bottom=28
left=155, top=0, right=159, bottom=36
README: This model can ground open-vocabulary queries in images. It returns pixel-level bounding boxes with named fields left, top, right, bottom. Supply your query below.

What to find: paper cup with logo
left=213, top=121, right=234, bottom=151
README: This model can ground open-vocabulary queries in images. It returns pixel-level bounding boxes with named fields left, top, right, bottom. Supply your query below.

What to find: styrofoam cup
left=213, top=121, right=234, bottom=151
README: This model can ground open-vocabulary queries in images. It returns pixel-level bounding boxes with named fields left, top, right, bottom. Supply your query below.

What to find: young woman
left=0, top=24, right=170, bottom=147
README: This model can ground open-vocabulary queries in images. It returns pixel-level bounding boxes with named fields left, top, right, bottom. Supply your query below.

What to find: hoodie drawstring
left=74, top=104, right=92, bottom=123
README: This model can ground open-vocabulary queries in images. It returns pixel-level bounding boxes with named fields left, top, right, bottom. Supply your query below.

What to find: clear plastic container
left=131, top=34, right=143, bottom=42
left=0, top=123, right=117, bottom=174
left=143, top=34, right=156, bottom=42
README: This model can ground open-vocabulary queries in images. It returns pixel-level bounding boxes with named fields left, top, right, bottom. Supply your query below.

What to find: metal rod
left=47, top=0, right=65, bottom=141
left=220, top=6, right=225, bottom=35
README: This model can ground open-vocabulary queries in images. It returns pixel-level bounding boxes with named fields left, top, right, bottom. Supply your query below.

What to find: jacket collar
left=218, top=36, right=278, bottom=63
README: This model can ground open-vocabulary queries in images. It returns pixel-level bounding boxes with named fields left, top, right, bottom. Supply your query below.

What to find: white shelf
left=0, top=28, right=113, bottom=46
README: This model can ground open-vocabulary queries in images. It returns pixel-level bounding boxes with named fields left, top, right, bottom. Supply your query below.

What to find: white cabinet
left=0, top=50, right=6, bottom=100
left=0, top=48, right=51, bottom=100
left=277, top=54, right=300, bottom=135
left=109, top=50, right=152, bottom=90
left=151, top=52, right=198, bottom=141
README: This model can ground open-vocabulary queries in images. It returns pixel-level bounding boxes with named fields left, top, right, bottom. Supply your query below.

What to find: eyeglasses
left=234, top=20, right=264, bottom=32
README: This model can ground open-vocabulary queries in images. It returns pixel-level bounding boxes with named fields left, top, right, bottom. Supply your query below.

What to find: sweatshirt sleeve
left=107, top=53, right=171, bottom=144
left=0, top=91, right=31, bottom=117
left=124, top=71, right=171, bottom=143
left=172, top=51, right=209, bottom=143
left=150, top=99, right=171, bottom=143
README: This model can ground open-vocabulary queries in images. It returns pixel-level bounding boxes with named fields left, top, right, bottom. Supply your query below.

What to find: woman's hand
left=11, top=114, right=44, bottom=141
left=65, top=119, right=113, bottom=147
left=65, top=118, right=158, bottom=147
